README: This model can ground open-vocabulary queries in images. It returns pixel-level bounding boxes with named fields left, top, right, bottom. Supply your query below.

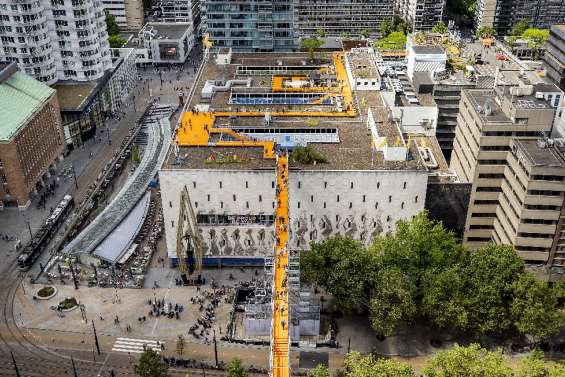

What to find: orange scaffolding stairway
left=271, top=152, right=290, bottom=377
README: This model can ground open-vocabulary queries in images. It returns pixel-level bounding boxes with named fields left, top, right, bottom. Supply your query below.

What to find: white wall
left=160, top=168, right=428, bottom=261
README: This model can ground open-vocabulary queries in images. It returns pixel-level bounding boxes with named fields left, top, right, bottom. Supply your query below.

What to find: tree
left=339, top=32, right=349, bottom=39
left=511, top=20, right=528, bottom=36
left=521, top=28, right=549, bottom=59
left=458, top=244, right=525, bottom=336
left=175, top=334, right=185, bottom=356
left=370, top=267, right=417, bottom=336
left=316, top=28, right=326, bottom=38
left=476, top=26, right=496, bottom=39
left=421, top=266, right=469, bottom=331
left=424, top=344, right=512, bottom=377
left=369, top=211, right=464, bottom=281
left=507, top=35, right=518, bottom=51
left=380, top=20, right=393, bottom=37
left=108, top=35, right=126, bottom=48
left=104, top=10, right=120, bottom=36
left=446, top=0, right=477, bottom=20
left=134, top=349, right=169, bottom=377
left=344, top=352, right=415, bottom=377
left=307, top=364, right=330, bottom=377
left=374, top=31, right=407, bottom=51
left=517, top=348, right=565, bottom=377
left=301, top=236, right=372, bottom=312
left=360, top=28, right=371, bottom=39
left=292, top=145, right=327, bottom=164
left=227, top=358, right=248, bottom=377
left=301, top=38, right=324, bottom=62
left=511, top=273, right=563, bottom=340
left=432, top=21, right=448, bottom=34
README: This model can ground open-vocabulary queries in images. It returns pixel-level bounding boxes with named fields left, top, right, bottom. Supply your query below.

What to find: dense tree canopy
left=306, top=364, right=330, bottom=377
left=301, top=236, right=372, bottom=312
left=134, top=349, right=169, bottom=377
left=511, top=20, right=529, bottom=36
left=518, top=349, right=565, bottom=377
left=344, top=352, right=415, bottom=377
left=511, top=273, right=564, bottom=340
left=301, top=211, right=564, bottom=339
left=424, top=344, right=512, bottom=377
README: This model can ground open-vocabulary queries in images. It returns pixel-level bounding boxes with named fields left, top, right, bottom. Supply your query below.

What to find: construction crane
left=271, top=151, right=290, bottom=377
left=176, top=185, right=203, bottom=280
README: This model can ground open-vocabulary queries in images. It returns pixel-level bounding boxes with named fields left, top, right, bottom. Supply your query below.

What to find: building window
left=403, top=182, right=407, bottom=189
left=324, top=181, right=327, bottom=189
left=362, top=195, right=366, bottom=202
left=389, top=195, right=392, bottom=203
left=207, top=194, right=210, bottom=201
left=337, top=195, right=340, bottom=202
left=401, top=202, right=404, bottom=209
left=298, top=181, right=301, bottom=189
left=194, top=202, right=198, bottom=208
left=169, top=201, right=172, bottom=208
left=233, top=194, right=236, bottom=201
left=219, top=181, right=222, bottom=188
left=350, top=182, right=353, bottom=189
left=259, top=195, right=262, bottom=202
left=171, top=220, right=175, bottom=227
left=246, top=201, right=249, bottom=209
left=323, top=202, right=327, bottom=209
left=245, top=181, right=248, bottom=189
left=272, top=181, right=275, bottom=188
left=336, top=215, right=340, bottom=222
left=415, top=196, right=418, bottom=203
left=349, top=202, right=352, bottom=209
left=193, top=181, right=196, bottom=188
left=297, top=201, right=301, bottom=209
left=375, top=202, right=379, bottom=209
left=310, top=195, right=313, bottom=202
left=220, top=201, right=224, bottom=209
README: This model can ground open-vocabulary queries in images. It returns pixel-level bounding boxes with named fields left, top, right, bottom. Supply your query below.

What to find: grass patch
left=58, top=297, right=78, bottom=310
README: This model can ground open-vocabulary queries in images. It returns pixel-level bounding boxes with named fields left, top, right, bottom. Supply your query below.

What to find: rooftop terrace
left=165, top=51, right=440, bottom=172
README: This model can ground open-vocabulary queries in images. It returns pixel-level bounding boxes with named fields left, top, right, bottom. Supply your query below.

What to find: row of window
left=199, top=180, right=410, bottom=191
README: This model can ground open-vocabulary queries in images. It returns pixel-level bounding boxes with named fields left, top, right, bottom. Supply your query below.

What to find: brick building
left=0, top=62, right=64, bottom=209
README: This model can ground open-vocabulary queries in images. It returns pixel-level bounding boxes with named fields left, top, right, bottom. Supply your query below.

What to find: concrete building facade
left=0, top=0, right=112, bottom=85
left=0, top=63, right=64, bottom=209
left=450, top=86, right=556, bottom=251
left=476, top=0, right=565, bottom=36
left=202, top=0, right=294, bottom=52
left=495, top=138, right=565, bottom=266
left=395, top=0, right=445, bottom=32
left=160, top=169, right=427, bottom=263
left=293, top=0, right=394, bottom=38
left=102, top=0, right=144, bottom=30
left=544, top=24, right=565, bottom=92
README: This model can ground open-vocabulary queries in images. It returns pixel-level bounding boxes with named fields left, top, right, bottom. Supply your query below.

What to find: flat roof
left=0, top=69, right=54, bottom=141
left=165, top=51, right=426, bottom=172
left=53, top=81, right=100, bottom=112
left=412, top=45, right=445, bottom=55
left=146, top=22, right=191, bottom=40
left=348, top=50, right=378, bottom=79
left=466, top=89, right=512, bottom=123
left=514, top=139, right=565, bottom=168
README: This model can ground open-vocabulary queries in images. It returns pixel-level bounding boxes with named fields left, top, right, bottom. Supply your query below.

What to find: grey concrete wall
left=425, top=182, right=471, bottom=238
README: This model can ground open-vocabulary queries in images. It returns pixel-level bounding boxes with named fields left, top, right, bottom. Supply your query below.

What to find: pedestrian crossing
left=111, top=337, right=162, bottom=354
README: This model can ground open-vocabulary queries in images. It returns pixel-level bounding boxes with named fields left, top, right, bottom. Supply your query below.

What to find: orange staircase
left=271, top=152, right=290, bottom=377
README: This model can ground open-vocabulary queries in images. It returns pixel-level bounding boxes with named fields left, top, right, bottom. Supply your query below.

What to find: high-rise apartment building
left=544, top=24, right=565, bottom=92
left=0, top=0, right=112, bottom=85
left=293, top=0, right=394, bottom=38
left=154, top=0, right=201, bottom=33
left=476, top=0, right=565, bottom=36
left=450, top=85, right=556, bottom=251
left=495, top=138, right=565, bottom=267
left=102, top=0, right=144, bottom=30
left=202, top=0, right=294, bottom=52
left=0, top=62, right=64, bottom=209
left=395, top=0, right=445, bottom=32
